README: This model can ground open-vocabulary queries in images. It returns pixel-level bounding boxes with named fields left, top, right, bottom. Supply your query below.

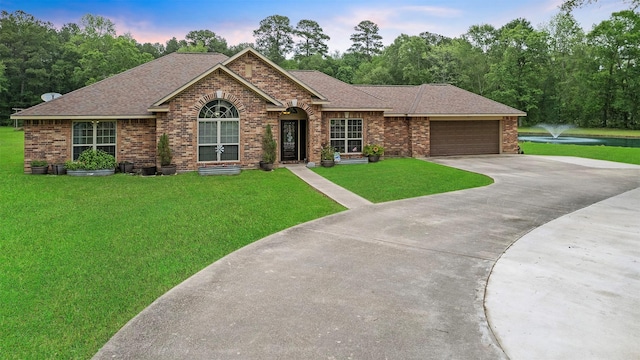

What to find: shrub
left=321, top=144, right=335, bottom=161
left=157, top=133, right=173, bottom=166
left=65, top=149, right=116, bottom=170
left=262, top=124, right=277, bottom=163
left=363, top=144, right=385, bottom=156
left=30, top=160, right=48, bottom=167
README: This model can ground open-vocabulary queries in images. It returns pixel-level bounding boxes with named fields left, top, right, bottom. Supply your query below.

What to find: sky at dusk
left=1, top=0, right=629, bottom=53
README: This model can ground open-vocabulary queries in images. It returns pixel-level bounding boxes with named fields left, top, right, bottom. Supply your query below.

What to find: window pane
left=199, top=121, right=217, bottom=144
left=73, top=122, right=92, bottom=145
left=199, top=100, right=239, bottom=118
left=347, top=140, right=362, bottom=153
left=220, top=121, right=239, bottom=143
left=73, top=145, right=91, bottom=160
left=220, top=145, right=239, bottom=161
left=347, top=119, right=362, bottom=138
left=97, top=145, right=116, bottom=157
left=330, top=119, right=345, bottom=139
left=96, top=122, right=116, bottom=144
left=330, top=140, right=345, bottom=153
left=199, top=146, right=216, bottom=161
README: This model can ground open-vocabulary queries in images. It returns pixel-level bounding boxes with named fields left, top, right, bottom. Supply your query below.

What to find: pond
left=518, top=135, right=640, bottom=148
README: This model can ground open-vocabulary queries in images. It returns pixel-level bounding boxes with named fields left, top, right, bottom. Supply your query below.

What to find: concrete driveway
left=94, top=155, right=640, bottom=359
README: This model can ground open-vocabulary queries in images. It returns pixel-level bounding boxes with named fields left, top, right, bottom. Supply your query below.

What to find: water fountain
left=538, top=124, right=574, bottom=139
left=519, top=123, right=604, bottom=145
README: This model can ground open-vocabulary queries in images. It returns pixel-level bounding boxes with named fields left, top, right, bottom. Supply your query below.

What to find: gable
left=152, top=63, right=282, bottom=109
left=224, top=49, right=327, bottom=104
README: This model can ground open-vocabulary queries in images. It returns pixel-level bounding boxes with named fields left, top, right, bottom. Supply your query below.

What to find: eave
left=10, top=114, right=156, bottom=120
left=383, top=113, right=527, bottom=118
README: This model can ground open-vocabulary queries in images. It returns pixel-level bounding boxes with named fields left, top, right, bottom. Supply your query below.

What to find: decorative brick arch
left=193, top=90, right=247, bottom=114
left=283, top=100, right=314, bottom=117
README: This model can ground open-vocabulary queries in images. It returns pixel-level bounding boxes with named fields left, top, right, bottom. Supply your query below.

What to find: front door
left=281, top=120, right=307, bottom=162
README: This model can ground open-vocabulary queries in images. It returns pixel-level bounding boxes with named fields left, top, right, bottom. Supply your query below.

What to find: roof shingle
left=356, top=84, right=526, bottom=116
left=14, top=52, right=229, bottom=118
left=289, top=70, right=390, bottom=110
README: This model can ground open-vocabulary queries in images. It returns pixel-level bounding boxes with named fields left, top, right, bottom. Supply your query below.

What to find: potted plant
left=118, top=161, right=134, bottom=173
left=30, top=160, right=48, bottom=175
left=363, top=144, right=385, bottom=163
left=320, top=144, right=336, bottom=167
left=52, top=163, right=66, bottom=175
left=157, top=133, right=176, bottom=175
left=260, top=124, right=277, bottom=171
left=65, top=149, right=116, bottom=176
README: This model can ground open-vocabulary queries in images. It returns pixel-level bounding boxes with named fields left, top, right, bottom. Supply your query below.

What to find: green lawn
left=0, top=127, right=344, bottom=359
left=519, top=142, right=640, bottom=165
left=312, top=158, right=494, bottom=203
left=519, top=126, right=640, bottom=138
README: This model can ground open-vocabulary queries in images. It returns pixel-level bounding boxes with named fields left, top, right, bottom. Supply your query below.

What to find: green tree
left=561, top=0, right=639, bottom=11
left=227, top=42, right=254, bottom=56
left=137, top=42, right=164, bottom=58
left=0, top=10, right=61, bottom=120
left=72, top=15, right=153, bottom=85
left=185, top=29, right=228, bottom=53
left=165, top=37, right=187, bottom=54
left=0, top=62, right=8, bottom=98
left=177, top=41, right=208, bottom=53
left=294, top=19, right=330, bottom=58
left=486, top=19, right=550, bottom=123
left=587, top=10, right=640, bottom=128
left=348, top=20, right=383, bottom=60
left=253, top=15, right=294, bottom=64
left=540, top=12, right=589, bottom=125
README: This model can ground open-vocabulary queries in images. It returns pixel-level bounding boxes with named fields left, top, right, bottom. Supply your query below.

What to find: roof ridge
left=408, top=84, right=428, bottom=114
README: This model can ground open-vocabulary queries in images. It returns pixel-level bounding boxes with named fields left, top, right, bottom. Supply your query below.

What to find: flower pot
left=259, top=161, right=274, bottom=171
left=142, top=166, right=157, bottom=176
left=52, top=163, right=66, bottom=175
left=119, top=162, right=134, bottom=173
left=321, top=160, right=335, bottom=168
left=67, top=169, right=115, bottom=176
left=198, top=165, right=241, bottom=176
left=161, top=164, right=177, bottom=175
left=368, top=155, right=380, bottom=163
left=31, top=165, right=48, bottom=175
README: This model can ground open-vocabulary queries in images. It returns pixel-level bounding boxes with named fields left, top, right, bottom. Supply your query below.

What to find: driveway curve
left=94, top=155, right=640, bottom=359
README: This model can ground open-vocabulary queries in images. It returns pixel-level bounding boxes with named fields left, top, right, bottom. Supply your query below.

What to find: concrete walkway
left=284, top=164, right=373, bottom=209
left=94, top=155, right=640, bottom=359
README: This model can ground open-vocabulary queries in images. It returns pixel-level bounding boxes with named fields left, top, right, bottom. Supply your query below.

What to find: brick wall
left=384, top=117, right=410, bottom=157
left=23, top=119, right=157, bottom=173
left=502, top=116, right=519, bottom=154
left=118, top=119, right=156, bottom=167
left=23, top=120, right=70, bottom=172
left=410, top=117, right=430, bottom=157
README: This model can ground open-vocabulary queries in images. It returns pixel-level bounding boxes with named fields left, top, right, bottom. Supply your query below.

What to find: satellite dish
left=41, top=92, right=62, bottom=102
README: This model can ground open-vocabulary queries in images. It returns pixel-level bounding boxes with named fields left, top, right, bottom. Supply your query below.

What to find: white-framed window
left=330, top=118, right=362, bottom=153
left=198, top=100, right=240, bottom=161
left=72, top=121, right=116, bottom=160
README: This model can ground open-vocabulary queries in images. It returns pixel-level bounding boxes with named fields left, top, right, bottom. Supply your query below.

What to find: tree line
left=1, top=6, right=639, bottom=129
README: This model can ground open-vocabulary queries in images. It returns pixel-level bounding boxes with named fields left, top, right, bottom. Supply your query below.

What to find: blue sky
left=1, top=0, right=629, bottom=52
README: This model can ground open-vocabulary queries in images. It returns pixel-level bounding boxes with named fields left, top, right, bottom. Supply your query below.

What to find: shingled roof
left=13, top=50, right=525, bottom=119
left=289, top=70, right=390, bottom=111
left=13, top=52, right=230, bottom=119
left=356, top=84, right=526, bottom=117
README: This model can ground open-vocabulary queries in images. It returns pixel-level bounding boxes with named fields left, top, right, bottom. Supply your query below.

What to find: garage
left=430, top=120, right=500, bottom=156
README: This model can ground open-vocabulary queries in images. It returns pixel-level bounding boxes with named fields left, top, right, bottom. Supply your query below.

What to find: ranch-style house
left=12, top=48, right=526, bottom=173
